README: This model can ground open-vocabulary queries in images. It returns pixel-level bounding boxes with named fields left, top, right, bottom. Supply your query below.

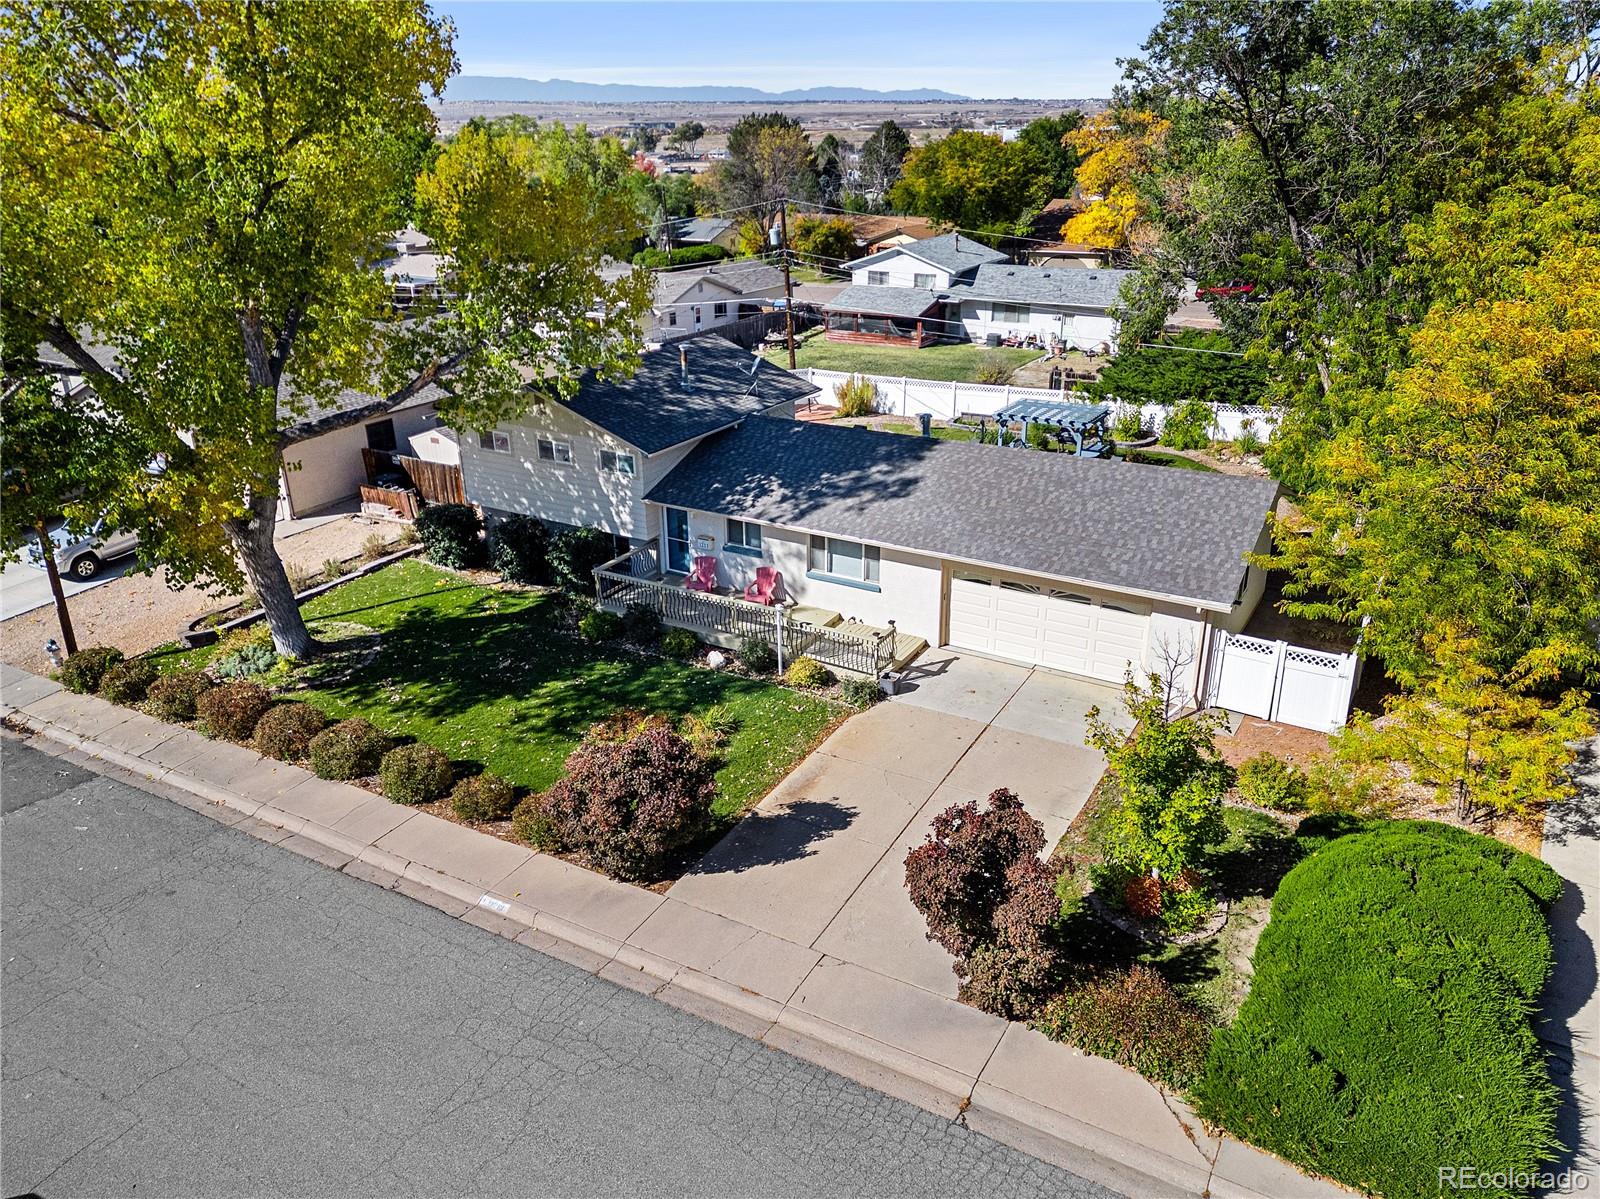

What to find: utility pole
left=778, top=206, right=796, bottom=369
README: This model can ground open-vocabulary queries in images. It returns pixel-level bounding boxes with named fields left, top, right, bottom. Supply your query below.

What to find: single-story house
left=277, top=384, right=451, bottom=520
left=381, top=227, right=448, bottom=310
left=649, top=260, right=785, bottom=341
left=828, top=232, right=1136, bottom=351
left=459, top=334, right=1279, bottom=692
left=458, top=335, right=814, bottom=545
left=641, top=417, right=1276, bottom=697
left=663, top=216, right=739, bottom=252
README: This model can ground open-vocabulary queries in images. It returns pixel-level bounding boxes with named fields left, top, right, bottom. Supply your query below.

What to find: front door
left=665, top=508, right=692, bottom=574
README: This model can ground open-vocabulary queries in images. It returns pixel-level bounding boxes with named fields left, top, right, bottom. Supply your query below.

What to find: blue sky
left=434, top=1, right=1161, bottom=98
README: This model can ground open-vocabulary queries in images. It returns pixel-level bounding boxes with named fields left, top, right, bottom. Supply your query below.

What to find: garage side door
left=946, top=571, right=1149, bottom=682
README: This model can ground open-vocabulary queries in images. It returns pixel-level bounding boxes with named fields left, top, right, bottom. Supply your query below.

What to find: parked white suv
left=32, top=520, right=139, bottom=580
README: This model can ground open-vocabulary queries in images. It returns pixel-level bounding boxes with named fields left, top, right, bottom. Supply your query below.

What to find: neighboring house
left=277, top=385, right=449, bottom=520
left=639, top=418, right=1276, bottom=698
left=788, top=211, right=944, bottom=255
left=380, top=227, right=448, bottom=310
left=648, top=260, right=785, bottom=341
left=662, top=216, right=739, bottom=252
left=825, top=231, right=1136, bottom=352
left=459, top=336, right=814, bottom=545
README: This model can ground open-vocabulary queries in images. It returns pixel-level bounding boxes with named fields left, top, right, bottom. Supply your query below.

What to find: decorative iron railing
left=593, top=547, right=896, bottom=677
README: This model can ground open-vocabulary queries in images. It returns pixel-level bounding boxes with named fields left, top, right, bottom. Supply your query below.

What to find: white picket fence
left=1204, top=630, right=1360, bottom=732
left=795, top=368, right=1278, bottom=442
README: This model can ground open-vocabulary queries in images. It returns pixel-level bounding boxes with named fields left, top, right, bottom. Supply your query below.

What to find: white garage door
left=947, top=571, right=1149, bottom=681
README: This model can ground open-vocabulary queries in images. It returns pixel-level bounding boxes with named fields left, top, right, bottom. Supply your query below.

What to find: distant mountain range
left=443, top=76, right=972, bottom=103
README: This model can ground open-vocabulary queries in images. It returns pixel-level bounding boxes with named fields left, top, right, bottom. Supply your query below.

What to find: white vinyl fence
left=795, top=368, right=1278, bottom=442
left=1204, top=630, right=1361, bottom=732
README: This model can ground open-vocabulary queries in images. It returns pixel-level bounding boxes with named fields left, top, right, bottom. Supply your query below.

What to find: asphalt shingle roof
left=562, top=335, right=815, bottom=455
left=669, top=216, right=734, bottom=244
left=848, top=232, right=1009, bottom=277
left=823, top=285, right=943, bottom=318
left=656, top=260, right=785, bottom=305
left=646, top=418, right=1279, bottom=608
left=948, top=263, right=1137, bottom=311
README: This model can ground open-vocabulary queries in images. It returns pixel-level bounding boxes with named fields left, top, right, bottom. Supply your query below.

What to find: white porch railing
left=593, top=544, right=896, bottom=678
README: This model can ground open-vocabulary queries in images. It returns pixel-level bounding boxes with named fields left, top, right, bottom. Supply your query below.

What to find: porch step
left=833, top=619, right=929, bottom=672
left=787, top=604, right=842, bottom=628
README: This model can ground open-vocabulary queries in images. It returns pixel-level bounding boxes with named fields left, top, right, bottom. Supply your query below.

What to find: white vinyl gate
left=1205, top=631, right=1359, bottom=732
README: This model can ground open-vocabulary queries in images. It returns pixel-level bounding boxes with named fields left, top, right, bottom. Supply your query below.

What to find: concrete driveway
left=669, top=653, right=1128, bottom=999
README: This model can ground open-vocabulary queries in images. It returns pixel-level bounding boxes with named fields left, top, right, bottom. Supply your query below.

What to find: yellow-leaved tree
left=1060, top=110, right=1169, bottom=250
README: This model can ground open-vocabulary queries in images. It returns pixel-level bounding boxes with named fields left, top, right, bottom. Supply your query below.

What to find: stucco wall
left=280, top=403, right=439, bottom=518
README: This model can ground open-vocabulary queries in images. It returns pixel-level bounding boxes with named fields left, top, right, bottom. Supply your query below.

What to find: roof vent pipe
left=679, top=345, right=689, bottom=386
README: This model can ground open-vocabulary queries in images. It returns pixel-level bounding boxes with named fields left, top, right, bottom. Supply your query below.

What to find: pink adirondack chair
left=684, top=555, right=719, bottom=593
left=743, top=567, right=782, bottom=606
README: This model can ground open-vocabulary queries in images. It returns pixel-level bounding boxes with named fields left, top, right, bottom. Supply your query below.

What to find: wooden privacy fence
left=361, top=448, right=465, bottom=506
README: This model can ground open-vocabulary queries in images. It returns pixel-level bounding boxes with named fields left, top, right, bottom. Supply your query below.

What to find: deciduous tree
left=2, top=2, right=652, bottom=658
left=889, top=131, right=1049, bottom=241
left=857, top=119, right=911, bottom=198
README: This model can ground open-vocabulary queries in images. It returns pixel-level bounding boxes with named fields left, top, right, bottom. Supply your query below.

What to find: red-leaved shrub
left=532, top=723, right=715, bottom=880
left=1123, top=873, right=1163, bottom=919
left=1034, top=965, right=1212, bottom=1091
left=904, top=789, right=1062, bottom=1016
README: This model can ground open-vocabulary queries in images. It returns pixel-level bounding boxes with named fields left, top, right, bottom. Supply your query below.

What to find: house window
left=913, top=273, right=935, bottom=289
left=993, top=302, right=1031, bottom=324
left=667, top=310, right=677, bottom=326
left=599, top=449, right=636, bottom=476
left=808, top=535, right=880, bottom=587
left=536, top=437, right=573, bottom=464
left=713, top=301, right=728, bottom=318
left=365, top=418, right=397, bottom=453
left=478, top=430, right=512, bottom=454
left=867, top=270, right=889, bottom=286
left=725, top=519, right=762, bottom=555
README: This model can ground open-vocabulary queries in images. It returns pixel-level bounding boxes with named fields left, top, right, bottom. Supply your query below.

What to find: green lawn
left=162, top=560, right=842, bottom=820
left=764, top=338, right=1040, bottom=382
left=880, top=421, right=982, bottom=442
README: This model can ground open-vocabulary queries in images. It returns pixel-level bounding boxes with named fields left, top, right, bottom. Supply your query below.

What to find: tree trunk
left=36, top=521, right=77, bottom=656
left=224, top=493, right=315, bottom=658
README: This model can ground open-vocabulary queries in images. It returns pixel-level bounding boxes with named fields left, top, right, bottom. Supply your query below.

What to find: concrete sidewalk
left=1542, top=738, right=1600, bottom=1180
left=0, top=662, right=1347, bottom=1199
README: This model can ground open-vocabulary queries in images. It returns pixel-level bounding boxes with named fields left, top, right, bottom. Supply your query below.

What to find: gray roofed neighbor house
left=947, top=263, right=1137, bottom=311
left=656, top=260, right=784, bottom=305
left=562, top=335, right=814, bottom=455
left=846, top=232, right=1009, bottom=277
left=823, top=284, right=943, bottom=318
left=646, top=419, right=1279, bottom=609
left=669, top=216, right=734, bottom=244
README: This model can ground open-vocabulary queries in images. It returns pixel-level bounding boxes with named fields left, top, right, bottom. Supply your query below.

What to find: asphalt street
left=0, top=735, right=1118, bottom=1199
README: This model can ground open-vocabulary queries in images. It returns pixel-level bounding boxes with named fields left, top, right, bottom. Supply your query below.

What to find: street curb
left=3, top=703, right=1331, bottom=1199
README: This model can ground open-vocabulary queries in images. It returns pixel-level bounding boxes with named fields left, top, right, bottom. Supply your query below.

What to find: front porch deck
left=594, top=546, right=923, bottom=677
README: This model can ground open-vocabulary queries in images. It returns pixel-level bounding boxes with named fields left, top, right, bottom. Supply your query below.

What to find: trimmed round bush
left=379, top=743, right=453, bottom=804
left=253, top=702, right=329, bottom=761
left=451, top=773, right=516, bottom=822
left=840, top=676, right=883, bottom=708
left=1235, top=752, right=1309, bottom=812
left=307, top=718, right=392, bottom=780
left=736, top=635, right=776, bottom=674
left=98, top=658, right=159, bottom=705
left=1195, top=820, right=1563, bottom=1198
left=511, top=792, right=559, bottom=849
left=490, top=514, right=550, bottom=585
left=660, top=628, right=699, bottom=661
left=783, top=656, right=835, bottom=688
left=415, top=503, right=484, bottom=569
left=1035, top=965, right=1213, bottom=1092
left=145, top=670, right=215, bottom=722
left=577, top=609, right=624, bottom=643
left=531, top=723, right=716, bottom=880
left=60, top=646, right=123, bottom=694
left=547, top=527, right=616, bottom=590
left=622, top=603, right=661, bottom=644
left=195, top=681, right=273, bottom=741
